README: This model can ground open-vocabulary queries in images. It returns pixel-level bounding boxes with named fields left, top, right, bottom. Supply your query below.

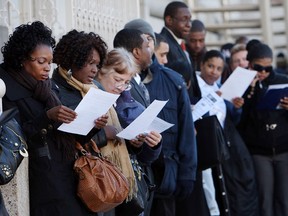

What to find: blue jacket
left=145, top=60, right=197, bottom=188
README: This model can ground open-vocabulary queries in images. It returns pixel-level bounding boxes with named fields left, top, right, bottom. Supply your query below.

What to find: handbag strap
left=75, top=140, right=101, bottom=157
left=89, top=139, right=101, bottom=153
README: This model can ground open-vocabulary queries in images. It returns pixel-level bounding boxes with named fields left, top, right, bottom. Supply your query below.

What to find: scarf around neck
left=58, top=66, right=96, bottom=97
left=8, top=67, right=61, bottom=108
left=58, top=66, right=137, bottom=200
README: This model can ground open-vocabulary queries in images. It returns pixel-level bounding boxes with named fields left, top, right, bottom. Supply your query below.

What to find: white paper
left=146, top=117, right=174, bottom=133
left=219, top=67, right=257, bottom=102
left=116, top=100, right=173, bottom=140
left=192, top=91, right=222, bottom=122
left=58, top=88, right=119, bottom=135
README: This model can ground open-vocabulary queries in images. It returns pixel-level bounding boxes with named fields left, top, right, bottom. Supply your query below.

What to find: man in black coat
left=160, top=2, right=210, bottom=216
left=160, top=1, right=201, bottom=104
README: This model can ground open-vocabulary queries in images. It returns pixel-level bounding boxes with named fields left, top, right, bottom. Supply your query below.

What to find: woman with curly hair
left=0, top=21, right=107, bottom=215
left=52, top=29, right=110, bottom=151
left=52, top=29, right=162, bottom=215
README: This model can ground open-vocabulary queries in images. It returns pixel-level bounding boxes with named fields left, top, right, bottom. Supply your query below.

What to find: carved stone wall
left=0, top=0, right=140, bottom=48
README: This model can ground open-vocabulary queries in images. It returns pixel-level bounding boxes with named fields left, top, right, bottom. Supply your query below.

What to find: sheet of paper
left=146, top=117, right=174, bottom=133
left=219, top=67, right=257, bottom=102
left=116, top=100, right=171, bottom=140
left=58, top=88, right=119, bottom=135
left=192, top=90, right=222, bottom=122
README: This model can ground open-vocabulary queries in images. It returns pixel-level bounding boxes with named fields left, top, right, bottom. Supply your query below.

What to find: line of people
left=1, top=1, right=288, bottom=216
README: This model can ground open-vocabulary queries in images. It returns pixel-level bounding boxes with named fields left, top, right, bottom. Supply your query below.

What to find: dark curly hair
left=1, top=21, right=56, bottom=71
left=53, top=30, right=108, bottom=70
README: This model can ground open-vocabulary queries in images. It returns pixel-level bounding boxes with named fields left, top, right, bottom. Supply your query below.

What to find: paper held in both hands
left=116, top=100, right=174, bottom=140
left=58, top=88, right=120, bottom=135
left=57, top=88, right=173, bottom=137
left=192, top=67, right=257, bottom=121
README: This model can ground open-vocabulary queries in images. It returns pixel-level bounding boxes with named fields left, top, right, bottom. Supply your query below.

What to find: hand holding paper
left=220, top=67, right=257, bottom=101
left=192, top=91, right=222, bottom=122
left=116, top=100, right=174, bottom=140
left=58, top=88, right=119, bottom=135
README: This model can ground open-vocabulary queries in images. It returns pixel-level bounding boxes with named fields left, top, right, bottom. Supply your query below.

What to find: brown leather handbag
left=74, top=140, right=129, bottom=213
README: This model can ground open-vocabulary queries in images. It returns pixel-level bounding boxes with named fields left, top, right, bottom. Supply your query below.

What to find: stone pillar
left=0, top=159, right=29, bottom=216
left=0, top=78, right=29, bottom=216
left=0, top=26, right=9, bottom=62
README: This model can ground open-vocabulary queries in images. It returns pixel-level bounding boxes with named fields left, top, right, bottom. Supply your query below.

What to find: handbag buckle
left=19, top=148, right=29, bottom=157
left=266, top=124, right=277, bottom=131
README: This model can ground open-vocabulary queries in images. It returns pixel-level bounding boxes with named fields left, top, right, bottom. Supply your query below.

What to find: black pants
left=150, top=171, right=210, bottom=216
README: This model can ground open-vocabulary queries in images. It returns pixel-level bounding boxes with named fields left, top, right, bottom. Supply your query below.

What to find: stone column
left=0, top=159, right=29, bottom=216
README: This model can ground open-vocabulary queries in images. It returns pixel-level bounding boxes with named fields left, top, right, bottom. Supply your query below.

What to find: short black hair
left=202, top=50, right=225, bottom=63
left=246, top=43, right=273, bottom=62
left=220, top=43, right=234, bottom=52
left=113, top=29, right=144, bottom=53
left=1, top=21, right=56, bottom=71
left=53, top=29, right=107, bottom=70
left=164, top=1, right=188, bottom=18
left=246, top=39, right=261, bottom=53
left=155, top=33, right=168, bottom=49
left=190, top=19, right=205, bottom=32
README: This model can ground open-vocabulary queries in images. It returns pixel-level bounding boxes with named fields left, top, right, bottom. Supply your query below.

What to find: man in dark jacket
left=160, top=1, right=201, bottom=104
left=120, top=18, right=197, bottom=216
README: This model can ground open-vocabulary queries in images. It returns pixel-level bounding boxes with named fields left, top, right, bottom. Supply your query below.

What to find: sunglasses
left=252, top=64, right=273, bottom=73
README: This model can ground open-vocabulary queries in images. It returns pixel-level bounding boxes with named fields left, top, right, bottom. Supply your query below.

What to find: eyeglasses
left=172, top=16, right=191, bottom=24
left=115, top=82, right=132, bottom=91
left=252, top=64, right=273, bottom=73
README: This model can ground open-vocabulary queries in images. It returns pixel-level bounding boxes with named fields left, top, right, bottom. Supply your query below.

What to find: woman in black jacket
left=0, top=21, right=107, bottom=216
left=238, top=42, right=288, bottom=216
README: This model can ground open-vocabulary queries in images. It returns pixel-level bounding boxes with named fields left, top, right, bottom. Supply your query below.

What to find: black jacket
left=238, top=71, right=288, bottom=155
left=0, top=64, right=96, bottom=215
left=160, top=27, right=201, bottom=104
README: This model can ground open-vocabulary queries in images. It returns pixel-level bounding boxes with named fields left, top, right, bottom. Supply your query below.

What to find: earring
left=67, top=69, right=72, bottom=79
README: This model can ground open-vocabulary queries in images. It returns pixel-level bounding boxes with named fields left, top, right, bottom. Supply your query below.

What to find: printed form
left=58, top=88, right=119, bottom=135
left=117, top=100, right=174, bottom=140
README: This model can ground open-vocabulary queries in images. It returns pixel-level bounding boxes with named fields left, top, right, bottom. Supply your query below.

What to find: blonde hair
left=98, top=47, right=139, bottom=77
left=230, top=43, right=246, bottom=57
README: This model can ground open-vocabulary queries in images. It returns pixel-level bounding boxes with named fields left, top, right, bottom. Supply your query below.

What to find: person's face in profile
left=144, top=34, right=155, bottom=55
left=22, top=44, right=53, bottom=81
left=155, top=42, right=169, bottom=65
left=72, top=49, right=101, bottom=84
left=249, top=58, right=273, bottom=81
left=135, top=34, right=152, bottom=70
